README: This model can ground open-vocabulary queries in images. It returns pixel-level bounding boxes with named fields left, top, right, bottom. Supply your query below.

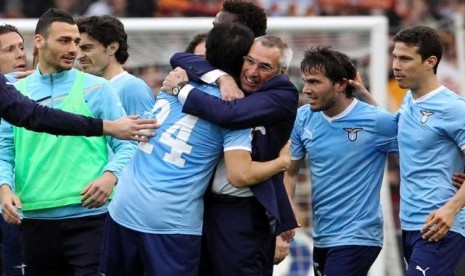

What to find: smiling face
left=0, top=31, right=26, bottom=73
left=77, top=32, right=112, bottom=77
left=239, top=41, right=281, bottom=93
left=36, top=21, right=80, bottom=74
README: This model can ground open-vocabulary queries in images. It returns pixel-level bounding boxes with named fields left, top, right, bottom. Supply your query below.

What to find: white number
left=152, top=99, right=199, bottom=167
left=159, top=115, right=198, bottom=167
left=152, top=99, right=170, bottom=125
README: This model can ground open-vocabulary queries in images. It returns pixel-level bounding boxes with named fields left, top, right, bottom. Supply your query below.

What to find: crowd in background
left=0, top=0, right=464, bottom=33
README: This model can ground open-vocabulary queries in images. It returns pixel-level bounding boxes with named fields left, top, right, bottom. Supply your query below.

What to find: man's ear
left=108, top=42, right=120, bottom=56
left=335, top=78, right=349, bottom=93
left=424, top=55, right=438, bottom=71
left=33, top=34, right=44, bottom=50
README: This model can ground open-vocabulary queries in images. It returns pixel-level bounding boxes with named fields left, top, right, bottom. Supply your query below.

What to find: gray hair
left=254, top=35, right=293, bottom=73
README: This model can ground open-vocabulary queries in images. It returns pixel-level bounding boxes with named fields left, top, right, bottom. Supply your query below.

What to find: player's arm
left=162, top=75, right=297, bottom=130
left=224, top=142, right=291, bottom=188
left=102, top=116, right=157, bottom=142
left=1, top=74, right=156, bottom=140
left=283, top=158, right=305, bottom=224
left=284, top=158, right=304, bottom=201
left=170, top=53, right=257, bottom=100
left=80, top=83, right=137, bottom=208
left=452, top=172, right=465, bottom=189
left=422, top=148, right=465, bottom=242
left=170, top=52, right=216, bottom=81
left=0, top=120, right=21, bottom=225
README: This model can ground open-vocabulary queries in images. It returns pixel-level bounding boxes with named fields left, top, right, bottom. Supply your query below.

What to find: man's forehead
left=79, top=33, right=101, bottom=44
left=249, top=42, right=281, bottom=62
left=48, top=22, right=79, bottom=36
left=0, top=32, right=23, bottom=48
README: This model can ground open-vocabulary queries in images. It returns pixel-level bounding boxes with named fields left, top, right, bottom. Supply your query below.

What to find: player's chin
left=79, top=64, right=91, bottom=72
left=309, top=104, right=322, bottom=112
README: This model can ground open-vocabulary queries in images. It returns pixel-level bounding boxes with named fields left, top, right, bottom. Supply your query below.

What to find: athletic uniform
left=290, top=99, right=398, bottom=275
left=101, top=82, right=252, bottom=275
left=398, top=86, right=465, bottom=276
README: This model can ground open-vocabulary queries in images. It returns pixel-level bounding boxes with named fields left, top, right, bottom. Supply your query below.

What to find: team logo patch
left=420, top=110, right=434, bottom=124
left=303, top=128, right=313, bottom=140
left=343, top=128, right=362, bottom=142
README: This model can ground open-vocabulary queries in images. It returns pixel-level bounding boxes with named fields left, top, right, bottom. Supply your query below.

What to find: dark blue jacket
left=171, top=52, right=299, bottom=233
left=0, top=74, right=102, bottom=136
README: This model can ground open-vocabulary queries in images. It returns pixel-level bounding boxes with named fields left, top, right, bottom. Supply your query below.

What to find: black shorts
left=21, top=213, right=107, bottom=276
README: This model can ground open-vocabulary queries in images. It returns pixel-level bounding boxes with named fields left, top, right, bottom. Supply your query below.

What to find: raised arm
left=1, top=74, right=102, bottom=135
left=1, top=74, right=157, bottom=141
left=421, top=148, right=465, bottom=242
left=180, top=77, right=298, bottom=129
left=170, top=52, right=216, bottom=82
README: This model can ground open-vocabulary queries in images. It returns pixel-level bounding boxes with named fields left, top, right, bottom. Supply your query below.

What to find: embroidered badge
left=343, top=128, right=363, bottom=142
left=420, top=110, right=434, bottom=124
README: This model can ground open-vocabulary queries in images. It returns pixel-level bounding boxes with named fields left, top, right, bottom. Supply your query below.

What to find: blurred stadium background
left=2, top=0, right=465, bottom=275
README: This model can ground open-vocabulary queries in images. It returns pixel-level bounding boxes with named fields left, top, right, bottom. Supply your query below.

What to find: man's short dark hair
left=185, top=32, right=208, bottom=54
left=0, top=24, right=23, bottom=42
left=206, top=23, right=254, bottom=78
left=35, top=8, right=75, bottom=37
left=222, top=0, right=267, bottom=37
left=393, top=25, right=443, bottom=74
left=301, top=47, right=357, bottom=97
left=77, top=15, right=130, bottom=64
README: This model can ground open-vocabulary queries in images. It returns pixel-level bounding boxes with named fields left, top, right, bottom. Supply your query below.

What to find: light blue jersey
left=110, top=71, right=155, bottom=116
left=290, top=99, right=398, bottom=248
left=109, top=82, right=252, bottom=235
left=398, top=86, right=465, bottom=235
left=4, top=72, right=19, bottom=83
left=0, top=68, right=136, bottom=219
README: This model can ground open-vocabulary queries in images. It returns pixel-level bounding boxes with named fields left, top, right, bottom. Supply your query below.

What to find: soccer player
left=0, top=8, right=137, bottom=275
left=0, top=22, right=29, bottom=276
left=393, top=25, right=465, bottom=275
left=0, top=25, right=157, bottom=141
left=99, top=22, right=291, bottom=276
left=284, top=47, right=398, bottom=276
left=165, top=34, right=299, bottom=275
left=76, top=15, right=155, bottom=116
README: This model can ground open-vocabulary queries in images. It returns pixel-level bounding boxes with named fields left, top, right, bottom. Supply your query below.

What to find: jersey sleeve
left=290, top=107, right=308, bottom=160
left=374, top=107, right=399, bottom=153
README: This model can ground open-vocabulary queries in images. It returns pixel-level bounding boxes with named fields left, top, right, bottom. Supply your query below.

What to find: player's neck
left=411, top=77, right=440, bottom=99
left=103, top=62, right=125, bottom=80
left=323, top=97, right=354, bottom=118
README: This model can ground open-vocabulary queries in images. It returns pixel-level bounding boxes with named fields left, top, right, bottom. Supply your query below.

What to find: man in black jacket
left=0, top=74, right=156, bottom=140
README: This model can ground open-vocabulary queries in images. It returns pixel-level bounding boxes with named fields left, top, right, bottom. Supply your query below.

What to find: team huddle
left=0, top=1, right=464, bottom=276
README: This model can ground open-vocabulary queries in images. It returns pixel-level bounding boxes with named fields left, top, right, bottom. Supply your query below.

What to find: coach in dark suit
left=164, top=35, right=299, bottom=275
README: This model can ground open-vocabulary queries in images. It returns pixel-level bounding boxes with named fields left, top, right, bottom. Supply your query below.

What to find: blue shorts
left=199, top=195, right=275, bottom=276
left=100, top=215, right=201, bottom=276
left=313, top=245, right=381, bottom=276
left=402, top=230, right=465, bottom=276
